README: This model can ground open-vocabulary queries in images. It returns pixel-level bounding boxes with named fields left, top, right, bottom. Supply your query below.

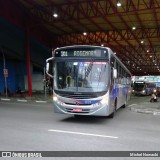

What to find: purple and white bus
left=46, top=45, right=132, bottom=118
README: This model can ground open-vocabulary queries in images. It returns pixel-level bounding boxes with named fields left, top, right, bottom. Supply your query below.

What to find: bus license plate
left=72, top=108, right=82, bottom=112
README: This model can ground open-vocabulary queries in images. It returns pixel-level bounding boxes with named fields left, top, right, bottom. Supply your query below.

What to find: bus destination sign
left=55, top=48, right=108, bottom=58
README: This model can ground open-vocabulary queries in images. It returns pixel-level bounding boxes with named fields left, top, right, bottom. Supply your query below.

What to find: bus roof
left=54, top=45, right=111, bottom=50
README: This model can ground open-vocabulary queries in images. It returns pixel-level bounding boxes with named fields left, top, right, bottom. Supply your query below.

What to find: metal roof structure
left=3, top=0, right=160, bottom=75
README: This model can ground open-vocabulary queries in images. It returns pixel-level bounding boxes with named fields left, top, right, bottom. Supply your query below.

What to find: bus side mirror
left=46, top=57, right=54, bottom=78
left=113, top=68, right=117, bottom=79
left=46, top=63, right=49, bottom=73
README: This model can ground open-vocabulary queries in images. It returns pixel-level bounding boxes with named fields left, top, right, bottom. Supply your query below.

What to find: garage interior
left=0, top=0, right=160, bottom=95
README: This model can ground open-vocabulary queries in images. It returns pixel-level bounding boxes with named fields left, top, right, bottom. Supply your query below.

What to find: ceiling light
left=147, top=50, right=149, bottom=52
left=83, top=32, right=87, bottom=35
left=150, top=55, right=152, bottom=57
left=132, top=26, right=136, bottom=30
left=141, top=40, right=144, bottom=44
left=117, top=1, right=122, bottom=7
left=53, top=13, right=58, bottom=18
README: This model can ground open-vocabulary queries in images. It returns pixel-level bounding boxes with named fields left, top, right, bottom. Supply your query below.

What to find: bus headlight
left=153, top=89, right=156, bottom=93
left=100, top=95, right=109, bottom=105
left=53, top=96, right=65, bottom=105
left=53, top=96, right=58, bottom=101
left=93, top=95, right=108, bottom=107
left=101, top=98, right=107, bottom=105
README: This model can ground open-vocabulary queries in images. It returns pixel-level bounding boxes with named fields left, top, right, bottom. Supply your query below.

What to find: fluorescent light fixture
left=117, top=2, right=122, bottom=7
left=132, top=26, right=136, bottom=30
left=83, top=32, right=87, bottom=35
left=53, top=13, right=58, bottom=18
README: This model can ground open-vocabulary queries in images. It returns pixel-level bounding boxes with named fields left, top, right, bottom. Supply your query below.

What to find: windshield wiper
left=85, top=58, right=94, bottom=78
left=97, top=64, right=106, bottom=90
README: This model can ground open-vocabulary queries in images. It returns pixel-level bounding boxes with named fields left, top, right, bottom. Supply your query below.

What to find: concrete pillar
left=26, top=27, right=32, bottom=96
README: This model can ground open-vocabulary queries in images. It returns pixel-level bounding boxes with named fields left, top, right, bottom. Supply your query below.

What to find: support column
left=26, top=27, right=32, bottom=96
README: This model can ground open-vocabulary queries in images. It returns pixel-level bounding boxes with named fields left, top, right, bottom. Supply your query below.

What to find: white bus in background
left=46, top=45, right=132, bottom=118
left=132, top=81, right=156, bottom=96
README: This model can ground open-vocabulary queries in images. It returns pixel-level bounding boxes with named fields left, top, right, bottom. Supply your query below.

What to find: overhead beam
left=31, top=0, right=160, bottom=21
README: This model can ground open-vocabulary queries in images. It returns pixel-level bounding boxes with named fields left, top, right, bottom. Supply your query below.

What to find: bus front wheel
left=108, top=99, right=117, bottom=118
left=122, top=96, right=127, bottom=108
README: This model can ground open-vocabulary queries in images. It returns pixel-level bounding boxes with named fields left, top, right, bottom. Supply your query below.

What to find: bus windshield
left=133, top=83, right=145, bottom=90
left=54, top=61, right=109, bottom=93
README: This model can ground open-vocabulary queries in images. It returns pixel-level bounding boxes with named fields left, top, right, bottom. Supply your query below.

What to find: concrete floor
left=0, top=96, right=160, bottom=160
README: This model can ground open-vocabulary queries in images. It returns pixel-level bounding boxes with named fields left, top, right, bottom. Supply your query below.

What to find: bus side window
left=123, top=71, right=126, bottom=85
left=110, top=56, right=115, bottom=90
left=115, top=62, right=119, bottom=84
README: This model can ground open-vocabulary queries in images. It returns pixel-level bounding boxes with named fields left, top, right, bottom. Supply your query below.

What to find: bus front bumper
left=134, top=91, right=146, bottom=95
left=53, top=101, right=109, bottom=116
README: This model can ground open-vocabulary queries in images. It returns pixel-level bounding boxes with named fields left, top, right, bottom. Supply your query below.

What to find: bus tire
left=122, top=96, right=127, bottom=108
left=108, top=99, right=117, bottom=118
left=108, top=111, right=114, bottom=118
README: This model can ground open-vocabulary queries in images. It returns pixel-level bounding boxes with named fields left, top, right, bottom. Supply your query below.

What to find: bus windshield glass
left=133, top=83, right=145, bottom=90
left=54, top=61, right=109, bottom=92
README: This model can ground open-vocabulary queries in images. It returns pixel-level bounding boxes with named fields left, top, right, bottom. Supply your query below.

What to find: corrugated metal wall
left=0, top=60, right=26, bottom=93
left=0, top=18, right=50, bottom=94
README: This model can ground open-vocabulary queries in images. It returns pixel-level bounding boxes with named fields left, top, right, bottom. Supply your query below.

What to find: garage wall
left=0, top=18, right=50, bottom=93
left=0, top=60, right=25, bottom=93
